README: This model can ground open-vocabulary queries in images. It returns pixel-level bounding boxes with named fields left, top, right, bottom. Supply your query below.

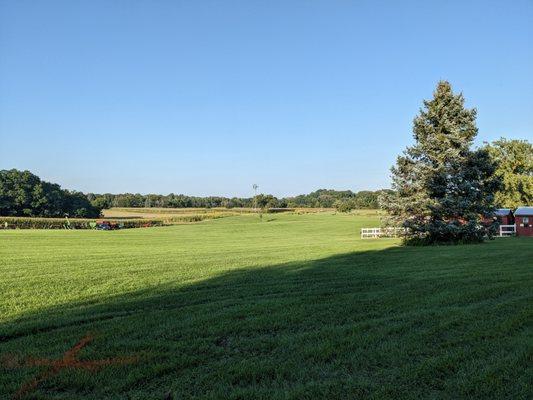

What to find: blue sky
left=1, top=0, right=532, bottom=197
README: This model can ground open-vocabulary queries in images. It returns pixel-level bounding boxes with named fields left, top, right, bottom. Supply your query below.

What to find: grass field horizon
left=1, top=213, right=532, bottom=399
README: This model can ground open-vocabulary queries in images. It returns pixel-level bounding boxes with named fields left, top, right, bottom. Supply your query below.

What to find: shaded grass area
left=0, top=214, right=531, bottom=399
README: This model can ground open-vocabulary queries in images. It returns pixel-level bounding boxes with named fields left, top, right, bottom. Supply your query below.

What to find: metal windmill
left=252, top=184, right=258, bottom=211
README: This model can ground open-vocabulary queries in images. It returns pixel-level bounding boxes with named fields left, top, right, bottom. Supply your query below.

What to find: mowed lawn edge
left=0, top=213, right=532, bottom=399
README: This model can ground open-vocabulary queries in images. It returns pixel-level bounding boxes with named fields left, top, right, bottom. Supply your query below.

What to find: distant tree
left=485, top=138, right=533, bottom=208
left=381, top=81, right=500, bottom=245
left=90, top=195, right=113, bottom=210
left=0, top=169, right=101, bottom=218
left=334, top=199, right=356, bottom=213
left=65, top=191, right=100, bottom=217
left=286, top=189, right=356, bottom=208
left=254, top=194, right=279, bottom=209
left=144, top=196, right=152, bottom=208
left=352, top=190, right=389, bottom=209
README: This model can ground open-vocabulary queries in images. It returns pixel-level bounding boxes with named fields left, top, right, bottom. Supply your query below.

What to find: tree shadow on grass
left=1, top=241, right=532, bottom=399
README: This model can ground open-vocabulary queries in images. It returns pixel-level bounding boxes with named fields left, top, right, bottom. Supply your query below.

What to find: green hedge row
left=0, top=217, right=165, bottom=230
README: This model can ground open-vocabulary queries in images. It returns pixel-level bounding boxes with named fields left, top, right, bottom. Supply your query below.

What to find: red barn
left=515, top=207, right=533, bottom=237
left=493, top=208, right=514, bottom=225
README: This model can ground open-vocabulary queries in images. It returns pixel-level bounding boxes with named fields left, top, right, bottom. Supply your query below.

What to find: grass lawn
left=0, top=213, right=531, bottom=399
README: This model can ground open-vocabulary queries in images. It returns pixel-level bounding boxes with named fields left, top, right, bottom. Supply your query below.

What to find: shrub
left=334, top=200, right=356, bottom=213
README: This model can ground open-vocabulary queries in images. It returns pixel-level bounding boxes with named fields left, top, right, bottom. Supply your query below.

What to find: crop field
left=102, top=207, right=247, bottom=219
left=101, top=207, right=336, bottom=219
left=0, top=209, right=254, bottom=230
left=0, top=213, right=531, bottom=399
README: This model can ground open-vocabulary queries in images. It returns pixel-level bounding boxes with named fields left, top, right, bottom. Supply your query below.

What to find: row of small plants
left=0, top=217, right=165, bottom=230
left=0, top=212, right=242, bottom=229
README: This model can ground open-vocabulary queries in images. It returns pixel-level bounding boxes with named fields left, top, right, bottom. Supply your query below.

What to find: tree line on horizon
left=0, top=169, right=392, bottom=217
left=86, top=188, right=391, bottom=211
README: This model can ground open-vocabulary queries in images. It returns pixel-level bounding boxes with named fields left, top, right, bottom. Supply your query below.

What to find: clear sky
left=1, top=1, right=532, bottom=197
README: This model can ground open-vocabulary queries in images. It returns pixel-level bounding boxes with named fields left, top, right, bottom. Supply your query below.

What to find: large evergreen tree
left=381, top=81, right=500, bottom=245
